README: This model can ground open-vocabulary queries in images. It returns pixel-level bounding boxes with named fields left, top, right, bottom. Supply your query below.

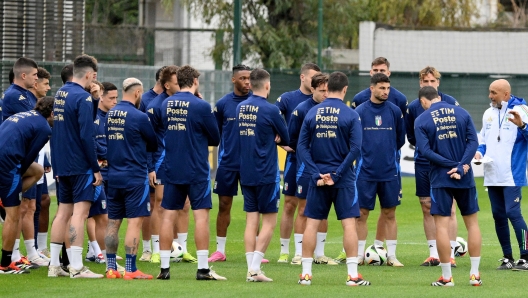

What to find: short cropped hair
left=73, top=54, right=98, bottom=79
left=371, top=57, right=390, bottom=68
left=327, top=72, right=348, bottom=93
left=155, top=66, right=166, bottom=82
left=35, top=96, right=54, bottom=118
left=37, top=67, right=51, bottom=80
left=13, top=57, right=38, bottom=78
left=311, top=73, right=328, bottom=89
left=177, top=65, right=200, bottom=89
left=102, top=82, right=117, bottom=96
left=301, top=63, right=320, bottom=75
left=419, top=66, right=441, bottom=81
left=233, top=64, right=251, bottom=75
left=160, top=65, right=179, bottom=89
left=418, top=86, right=439, bottom=101
left=61, top=64, right=73, bottom=84
left=370, top=73, right=390, bottom=86
left=249, top=68, right=270, bottom=90
left=123, top=78, right=143, bottom=93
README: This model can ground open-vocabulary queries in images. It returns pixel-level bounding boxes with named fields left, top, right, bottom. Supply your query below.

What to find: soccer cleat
left=290, top=255, right=302, bottom=265
left=157, top=268, right=171, bottom=280
left=208, top=251, right=226, bottom=262
left=431, top=276, right=454, bottom=286
left=124, top=270, right=153, bottom=280
left=85, top=255, right=96, bottom=262
left=497, top=258, right=514, bottom=270
left=298, top=273, right=312, bottom=285
left=314, top=255, right=339, bottom=265
left=262, top=258, right=269, bottom=263
left=358, top=256, right=365, bottom=266
left=15, top=257, right=39, bottom=269
left=116, top=263, right=126, bottom=276
left=334, top=251, right=347, bottom=264
left=95, top=254, right=106, bottom=264
left=196, top=267, right=227, bottom=281
left=469, top=274, right=482, bottom=286
left=421, top=257, right=440, bottom=267
left=277, top=253, right=289, bottom=263
left=1, top=262, right=30, bottom=274
left=139, top=251, right=152, bottom=262
left=387, top=256, right=404, bottom=267
left=116, top=255, right=123, bottom=261
left=182, top=252, right=198, bottom=263
left=38, top=249, right=51, bottom=260
left=29, top=256, right=50, bottom=267
left=512, top=259, right=528, bottom=271
left=247, top=269, right=273, bottom=282
left=106, top=268, right=122, bottom=279
left=150, top=252, right=161, bottom=263
left=450, top=258, right=457, bottom=268
left=69, top=266, right=104, bottom=278
left=346, top=273, right=371, bottom=286
left=61, top=265, right=70, bottom=274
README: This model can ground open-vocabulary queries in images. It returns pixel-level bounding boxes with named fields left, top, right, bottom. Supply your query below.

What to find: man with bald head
left=104, top=78, right=157, bottom=280
left=475, top=79, right=528, bottom=271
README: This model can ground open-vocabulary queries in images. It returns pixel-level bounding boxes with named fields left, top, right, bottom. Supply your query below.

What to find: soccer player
left=355, top=73, right=405, bottom=267
left=297, top=71, right=369, bottom=286
left=0, top=96, right=54, bottom=274
left=104, top=78, right=157, bottom=280
left=414, top=86, right=481, bottom=286
left=140, top=66, right=166, bottom=112
left=276, top=63, right=321, bottom=264
left=474, top=79, right=528, bottom=271
left=209, top=64, right=252, bottom=262
left=157, top=65, right=224, bottom=281
left=237, top=69, right=289, bottom=282
left=60, top=64, right=73, bottom=84
left=287, top=73, right=336, bottom=265
left=406, top=66, right=460, bottom=266
left=48, top=54, right=104, bottom=278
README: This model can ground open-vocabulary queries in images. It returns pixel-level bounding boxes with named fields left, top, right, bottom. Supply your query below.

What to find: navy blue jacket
left=106, top=101, right=157, bottom=188
left=140, top=88, right=159, bottom=113
left=288, top=98, right=319, bottom=179
left=2, top=84, right=37, bottom=121
left=146, top=91, right=169, bottom=173
left=162, top=91, right=220, bottom=184
left=352, top=86, right=407, bottom=116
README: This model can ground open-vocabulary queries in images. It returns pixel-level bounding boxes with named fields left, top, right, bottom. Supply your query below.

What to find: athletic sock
left=315, top=232, right=327, bottom=258
left=70, top=246, right=83, bottom=270
left=346, top=257, right=359, bottom=278
left=386, top=240, right=397, bottom=258
left=450, top=240, right=457, bottom=259
left=245, top=252, right=254, bottom=271
left=280, top=238, right=290, bottom=254
left=470, top=256, right=481, bottom=276
left=1, top=250, right=13, bottom=267
left=50, top=243, right=62, bottom=266
left=142, top=240, right=151, bottom=252
left=440, top=262, right=452, bottom=280
left=107, top=253, right=117, bottom=270
left=102, top=249, right=107, bottom=264
left=196, top=250, right=208, bottom=270
left=250, top=251, right=264, bottom=271
left=427, top=240, right=439, bottom=258
left=294, top=233, right=303, bottom=256
left=24, top=239, right=39, bottom=260
left=160, top=250, right=171, bottom=269
left=125, top=254, right=137, bottom=273
left=216, top=236, right=227, bottom=254
left=90, top=240, right=102, bottom=257
left=86, top=242, right=94, bottom=258
left=374, top=239, right=384, bottom=247
left=151, top=235, right=160, bottom=253
left=37, top=233, right=48, bottom=251
left=301, top=257, right=313, bottom=276
left=358, top=240, right=366, bottom=258
left=11, top=239, right=20, bottom=262
left=177, top=233, right=188, bottom=253
left=66, top=248, right=72, bottom=264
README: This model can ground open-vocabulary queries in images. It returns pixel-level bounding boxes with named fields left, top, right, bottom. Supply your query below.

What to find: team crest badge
left=284, top=183, right=288, bottom=191
left=214, top=181, right=217, bottom=190
left=297, top=185, right=302, bottom=194
left=147, top=202, right=151, bottom=212
left=102, top=200, right=107, bottom=209
left=375, top=115, right=382, bottom=126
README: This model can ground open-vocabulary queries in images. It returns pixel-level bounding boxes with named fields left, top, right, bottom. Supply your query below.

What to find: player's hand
left=463, top=164, right=470, bottom=174
left=474, top=152, right=481, bottom=160
left=195, top=91, right=203, bottom=99
left=280, top=146, right=295, bottom=152
left=450, top=173, right=461, bottom=180
left=508, top=110, right=524, bottom=127
left=275, top=134, right=281, bottom=144
left=90, top=83, right=102, bottom=100
left=321, top=173, right=335, bottom=186
left=447, top=167, right=459, bottom=175
left=102, top=160, right=108, bottom=168
left=44, top=166, right=51, bottom=173
left=148, top=171, right=156, bottom=188
left=93, top=172, right=103, bottom=186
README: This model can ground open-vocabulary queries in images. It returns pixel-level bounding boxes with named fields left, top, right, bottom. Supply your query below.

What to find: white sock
left=374, top=239, right=384, bottom=247
left=450, top=241, right=457, bottom=259
left=440, top=262, right=452, bottom=280
left=151, top=235, right=160, bottom=253
left=86, top=241, right=94, bottom=258
left=216, top=236, right=226, bottom=254
left=196, top=250, right=208, bottom=270
left=470, top=256, right=481, bottom=276
left=428, top=240, right=438, bottom=258
left=160, top=250, right=171, bottom=269
left=90, top=240, right=102, bottom=257
left=250, top=251, right=264, bottom=271
left=294, top=234, right=303, bottom=256
left=11, top=239, right=21, bottom=261
left=301, top=257, right=313, bottom=276
left=37, top=233, right=48, bottom=251
left=24, top=239, right=39, bottom=260
left=50, top=243, right=62, bottom=266
left=70, top=246, right=83, bottom=271
left=315, top=232, right=327, bottom=258
left=280, top=238, right=290, bottom=254
left=245, top=252, right=254, bottom=271
left=386, top=240, right=397, bottom=258
left=358, top=240, right=366, bottom=258
left=66, top=248, right=72, bottom=262
left=143, top=240, right=151, bottom=252
left=346, top=257, right=358, bottom=278
left=177, top=233, right=188, bottom=253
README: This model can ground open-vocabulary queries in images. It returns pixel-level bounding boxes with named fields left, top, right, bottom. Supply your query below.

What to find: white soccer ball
left=170, top=242, right=183, bottom=262
left=364, top=245, right=388, bottom=266
left=455, top=237, right=468, bottom=257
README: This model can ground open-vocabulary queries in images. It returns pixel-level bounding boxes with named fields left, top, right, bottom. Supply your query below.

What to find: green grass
left=2, top=177, right=528, bottom=297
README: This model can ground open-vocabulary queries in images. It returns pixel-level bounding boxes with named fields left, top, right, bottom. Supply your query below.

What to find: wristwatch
left=521, top=122, right=527, bottom=130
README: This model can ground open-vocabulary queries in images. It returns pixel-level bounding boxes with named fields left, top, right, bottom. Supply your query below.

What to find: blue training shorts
left=295, top=176, right=310, bottom=199
left=282, top=154, right=297, bottom=196
left=57, top=174, right=95, bottom=204
left=88, top=185, right=108, bottom=218
left=241, top=182, right=280, bottom=214
left=162, top=181, right=212, bottom=211
left=304, top=186, right=360, bottom=220
left=213, top=167, right=240, bottom=196
left=0, top=165, right=22, bottom=207
left=357, top=180, right=401, bottom=210
left=415, top=163, right=431, bottom=197
left=107, top=183, right=150, bottom=220
left=431, top=187, right=479, bottom=216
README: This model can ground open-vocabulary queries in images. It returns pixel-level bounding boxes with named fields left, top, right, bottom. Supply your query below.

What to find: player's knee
left=505, top=208, right=522, bottom=221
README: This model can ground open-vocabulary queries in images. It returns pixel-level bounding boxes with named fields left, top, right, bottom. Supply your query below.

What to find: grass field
left=1, top=177, right=527, bottom=297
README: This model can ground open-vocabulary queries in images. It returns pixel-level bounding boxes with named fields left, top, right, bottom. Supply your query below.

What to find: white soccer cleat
left=69, top=266, right=103, bottom=278
left=290, top=255, right=302, bottom=265
left=48, top=265, right=69, bottom=277
left=387, top=256, right=404, bottom=267
left=247, top=270, right=273, bottom=282
left=29, top=256, right=49, bottom=267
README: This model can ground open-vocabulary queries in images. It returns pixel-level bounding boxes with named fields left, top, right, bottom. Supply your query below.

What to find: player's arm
left=287, top=109, right=302, bottom=150
left=20, top=126, right=50, bottom=175
left=405, top=106, right=417, bottom=146
left=297, top=119, right=321, bottom=183
left=271, top=108, right=289, bottom=146
left=78, top=97, right=101, bottom=173
left=396, top=109, right=406, bottom=150
left=399, top=96, right=408, bottom=117
left=213, top=101, right=224, bottom=136
left=94, top=121, right=107, bottom=160
left=414, top=123, right=458, bottom=167
left=274, top=95, right=287, bottom=120
left=330, top=114, right=362, bottom=184
left=458, top=115, right=479, bottom=171
left=4, top=97, right=33, bottom=117
left=201, top=105, right=221, bottom=146
left=140, top=115, right=158, bottom=153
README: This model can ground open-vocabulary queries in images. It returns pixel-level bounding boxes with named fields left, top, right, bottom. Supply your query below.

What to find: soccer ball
left=364, top=245, right=388, bottom=266
left=455, top=237, right=468, bottom=257
left=170, top=242, right=183, bottom=262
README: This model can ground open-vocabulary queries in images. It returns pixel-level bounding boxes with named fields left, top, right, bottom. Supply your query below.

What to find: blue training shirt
left=94, top=108, right=109, bottom=180
left=140, top=88, right=159, bottom=113
left=355, top=100, right=405, bottom=181
left=2, top=84, right=37, bottom=121
left=214, top=91, right=252, bottom=171
left=297, top=97, right=362, bottom=188
left=51, top=81, right=100, bottom=176
left=237, top=94, right=289, bottom=186
left=352, top=86, right=407, bottom=116
left=288, top=97, right=319, bottom=179
left=146, top=91, right=170, bottom=173
left=414, top=101, right=478, bottom=188
left=162, top=91, right=220, bottom=184
left=106, top=101, right=157, bottom=188
left=0, top=110, right=51, bottom=175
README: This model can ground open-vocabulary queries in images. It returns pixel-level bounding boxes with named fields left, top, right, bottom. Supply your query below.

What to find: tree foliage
left=85, top=0, right=138, bottom=25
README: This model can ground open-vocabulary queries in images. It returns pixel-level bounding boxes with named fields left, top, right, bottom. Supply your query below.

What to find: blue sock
left=107, top=253, right=117, bottom=270
left=126, top=254, right=137, bottom=273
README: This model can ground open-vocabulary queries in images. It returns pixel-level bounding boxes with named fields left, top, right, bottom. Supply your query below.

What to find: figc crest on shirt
left=375, top=115, right=382, bottom=126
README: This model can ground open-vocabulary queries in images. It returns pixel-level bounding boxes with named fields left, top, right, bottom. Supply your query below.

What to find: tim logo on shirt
left=375, top=115, right=382, bottom=126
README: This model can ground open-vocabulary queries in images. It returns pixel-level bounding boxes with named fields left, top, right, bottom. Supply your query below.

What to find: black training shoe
left=196, top=267, right=226, bottom=280
left=157, top=268, right=170, bottom=280
left=497, top=258, right=515, bottom=270
left=512, top=259, right=528, bottom=271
